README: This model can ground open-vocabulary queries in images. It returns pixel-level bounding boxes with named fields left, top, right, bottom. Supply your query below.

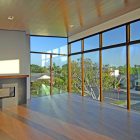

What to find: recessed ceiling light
left=69, top=24, right=74, bottom=28
left=8, top=16, right=14, bottom=21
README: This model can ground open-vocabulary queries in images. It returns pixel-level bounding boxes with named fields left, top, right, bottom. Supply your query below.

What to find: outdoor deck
left=0, top=93, right=140, bottom=140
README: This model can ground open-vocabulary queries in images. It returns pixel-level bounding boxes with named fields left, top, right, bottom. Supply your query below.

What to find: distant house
left=31, top=73, right=50, bottom=82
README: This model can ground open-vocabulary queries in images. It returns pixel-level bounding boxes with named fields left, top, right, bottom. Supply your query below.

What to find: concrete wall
left=0, top=30, right=30, bottom=99
left=0, top=78, right=27, bottom=107
left=69, top=8, right=140, bottom=42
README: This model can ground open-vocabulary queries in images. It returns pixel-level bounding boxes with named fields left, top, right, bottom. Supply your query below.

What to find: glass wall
left=102, top=47, right=127, bottom=108
left=84, top=52, right=99, bottom=100
left=31, top=19, right=140, bottom=112
left=69, top=20, right=140, bottom=112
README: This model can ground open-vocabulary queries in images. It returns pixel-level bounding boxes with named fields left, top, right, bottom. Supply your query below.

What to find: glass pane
left=102, top=47, right=127, bottom=108
left=103, top=26, right=126, bottom=46
left=130, top=44, right=140, bottom=112
left=71, top=41, right=81, bottom=53
left=52, top=55, right=68, bottom=94
left=30, top=36, right=67, bottom=54
left=130, top=21, right=140, bottom=41
left=71, top=54, right=81, bottom=94
left=31, top=53, right=50, bottom=97
left=84, top=52, right=99, bottom=100
left=84, top=35, right=99, bottom=50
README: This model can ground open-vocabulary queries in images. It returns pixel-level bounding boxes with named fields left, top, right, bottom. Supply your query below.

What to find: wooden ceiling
left=0, top=0, right=140, bottom=37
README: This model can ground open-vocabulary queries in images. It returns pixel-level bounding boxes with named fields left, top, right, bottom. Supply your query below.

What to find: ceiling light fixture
left=8, top=16, right=14, bottom=21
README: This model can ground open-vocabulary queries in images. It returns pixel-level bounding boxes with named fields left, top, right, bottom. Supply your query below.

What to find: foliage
left=31, top=62, right=68, bottom=96
left=31, top=79, right=50, bottom=96
left=71, top=58, right=126, bottom=99
left=102, top=66, right=115, bottom=90
left=31, top=57, right=140, bottom=98
left=31, top=64, right=48, bottom=73
left=71, top=58, right=81, bottom=93
left=118, top=66, right=126, bottom=75
left=53, top=63, right=68, bottom=93
left=130, top=67, right=140, bottom=75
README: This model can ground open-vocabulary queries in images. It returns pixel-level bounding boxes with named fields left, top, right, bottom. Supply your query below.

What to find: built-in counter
left=0, top=75, right=29, bottom=79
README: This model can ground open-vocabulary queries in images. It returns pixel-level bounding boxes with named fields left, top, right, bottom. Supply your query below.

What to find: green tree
left=71, top=58, right=118, bottom=99
left=31, top=64, right=48, bottom=73
left=31, top=64, right=50, bottom=96
left=53, top=63, right=68, bottom=94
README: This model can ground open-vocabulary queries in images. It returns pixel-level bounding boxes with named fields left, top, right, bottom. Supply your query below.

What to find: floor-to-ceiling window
left=30, top=19, right=140, bottom=112
left=102, top=26, right=127, bottom=108
left=69, top=20, right=140, bottom=112
left=30, top=36, right=67, bottom=97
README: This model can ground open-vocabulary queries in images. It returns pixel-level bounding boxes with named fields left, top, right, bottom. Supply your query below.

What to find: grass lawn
left=111, top=100, right=126, bottom=106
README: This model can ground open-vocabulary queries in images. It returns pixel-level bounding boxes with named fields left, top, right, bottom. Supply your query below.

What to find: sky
left=31, top=21, right=140, bottom=67
left=31, top=36, right=67, bottom=66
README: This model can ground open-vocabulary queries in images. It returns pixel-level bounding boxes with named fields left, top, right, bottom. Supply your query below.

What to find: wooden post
left=81, top=39, right=84, bottom=96
left=50, top=54, right=53, bottom=95
left=99, top=33, right=103, bottom=102
left=68, top=43, right=72, bottom=93
left=126, top=24, right=131, bottom=111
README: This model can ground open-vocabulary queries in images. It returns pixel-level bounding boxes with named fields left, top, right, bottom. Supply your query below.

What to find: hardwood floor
left=0, top=93, right=140, bottom=140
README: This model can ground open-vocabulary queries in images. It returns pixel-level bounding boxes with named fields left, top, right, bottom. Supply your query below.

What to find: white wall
left=0, top=30, right=30, bottom=99
left=69, top=8, right=140, bottom=42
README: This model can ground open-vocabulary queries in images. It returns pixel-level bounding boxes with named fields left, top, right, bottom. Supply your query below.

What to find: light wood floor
left=0, top=94, right=140, bottom=140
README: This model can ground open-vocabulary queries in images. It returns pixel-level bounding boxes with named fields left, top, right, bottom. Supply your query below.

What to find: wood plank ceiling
left=0, top=0, right=140, bottom=37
